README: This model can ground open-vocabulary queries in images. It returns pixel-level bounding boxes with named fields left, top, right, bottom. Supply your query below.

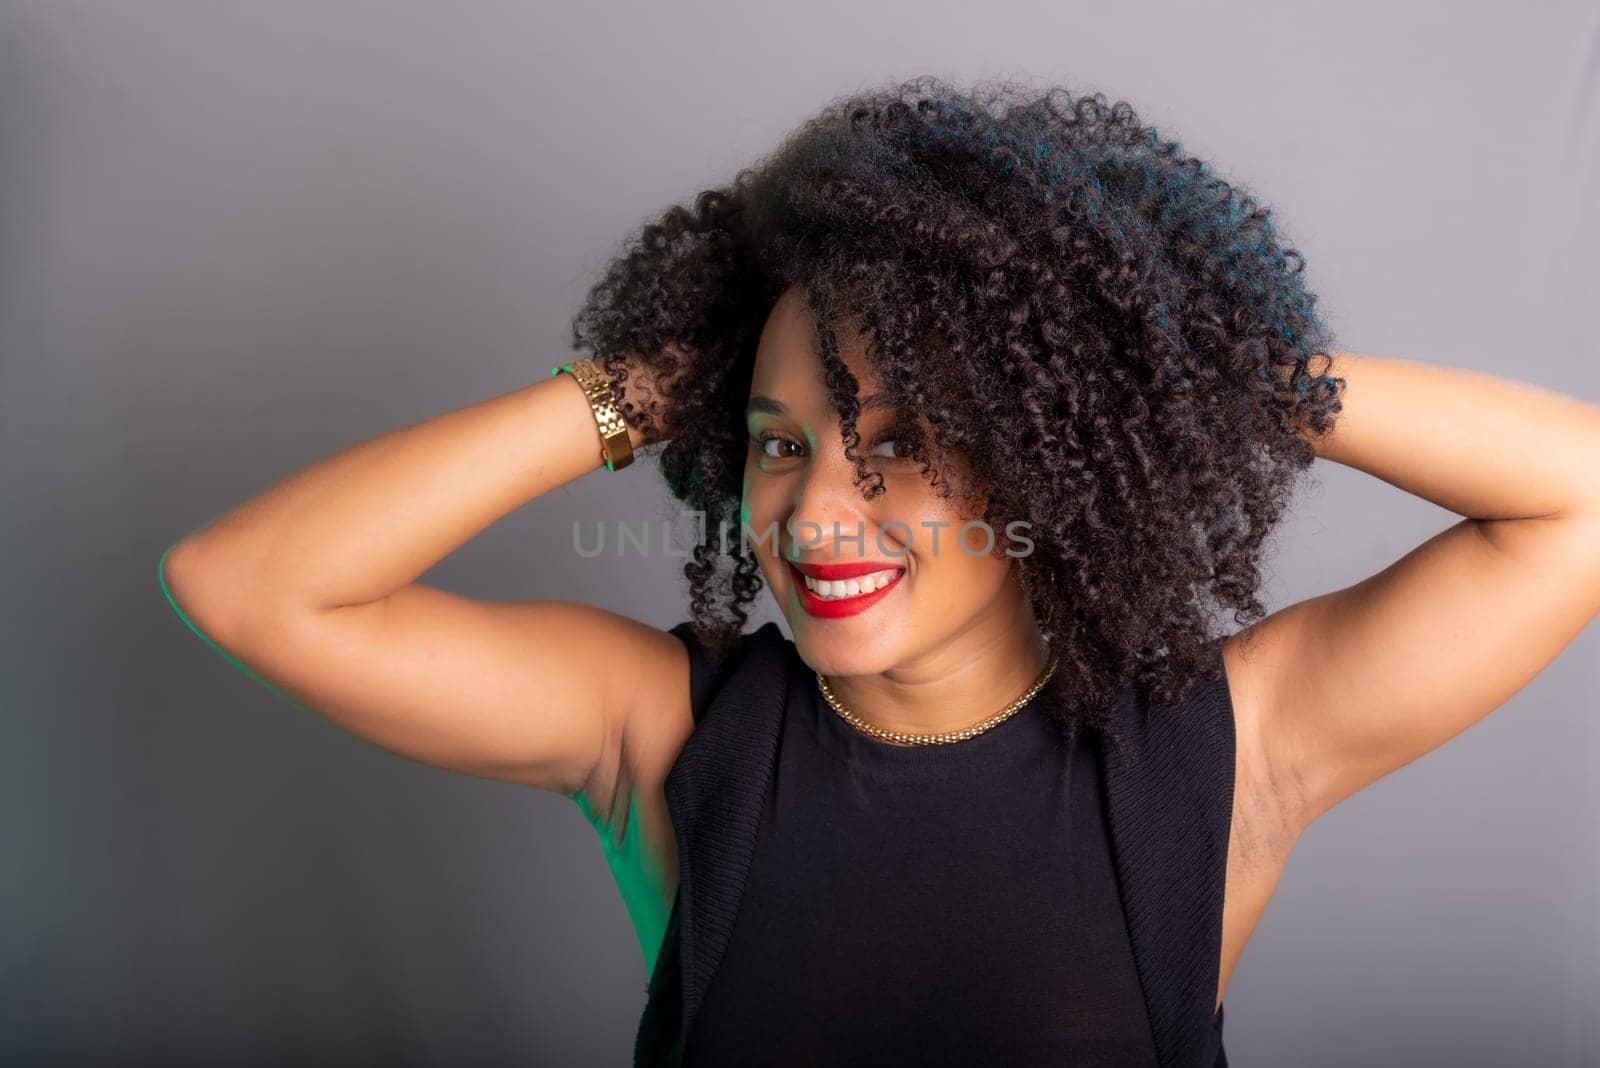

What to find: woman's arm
left=159, top=358, right=692, bottom=812
left=1232, top=352, right=1600, bottom=831
left=163, top=369, right=653, bottom=621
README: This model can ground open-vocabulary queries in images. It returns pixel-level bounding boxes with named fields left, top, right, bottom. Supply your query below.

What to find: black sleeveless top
left=632, top=622, right=1232, bottom=1068
left=682, top=651, right=1158, bottom=1065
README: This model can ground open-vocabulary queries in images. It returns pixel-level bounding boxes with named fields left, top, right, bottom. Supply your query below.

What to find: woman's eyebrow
left=746, top=391, right=897, bottom=417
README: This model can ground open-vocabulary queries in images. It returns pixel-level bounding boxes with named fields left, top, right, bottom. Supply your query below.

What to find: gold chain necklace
left=814, top=654, right=1058, bottom=747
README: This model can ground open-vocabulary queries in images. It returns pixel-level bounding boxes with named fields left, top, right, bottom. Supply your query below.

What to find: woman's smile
left=788, top=560, right=906, bottom=619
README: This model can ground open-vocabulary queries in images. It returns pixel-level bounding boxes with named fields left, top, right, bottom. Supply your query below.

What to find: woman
left=158, top=77, right=1600, bottom=1067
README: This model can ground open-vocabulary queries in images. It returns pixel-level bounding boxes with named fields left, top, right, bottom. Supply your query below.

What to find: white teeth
left=801, top=569, right=900, bottom=600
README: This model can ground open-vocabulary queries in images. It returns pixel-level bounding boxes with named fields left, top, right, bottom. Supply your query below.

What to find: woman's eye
left=869, top=435, right=904, bottom=460
left=754, top=433, right=801, bottom=459
left=750, top=432, right=905, bottom=462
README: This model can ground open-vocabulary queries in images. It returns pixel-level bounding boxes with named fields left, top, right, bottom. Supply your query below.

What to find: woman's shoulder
left=664, top=619, right=794, bottom=725
left=1100, top=654, right=1236, bottom=801
left=1115, top=653, right=1233, bottom=726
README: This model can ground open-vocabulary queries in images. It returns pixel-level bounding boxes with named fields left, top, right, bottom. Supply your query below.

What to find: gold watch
left=550, top=357, right=634, bottom=472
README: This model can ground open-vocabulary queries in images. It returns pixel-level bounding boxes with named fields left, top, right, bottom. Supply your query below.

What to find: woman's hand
left=611, top=342, right=698, bottom=449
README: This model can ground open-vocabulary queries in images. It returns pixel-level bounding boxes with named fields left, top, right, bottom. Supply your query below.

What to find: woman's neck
left=818, top=609, right=1053, bottom=740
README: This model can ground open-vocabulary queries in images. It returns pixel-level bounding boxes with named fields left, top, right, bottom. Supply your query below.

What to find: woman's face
left=743, top=285, right=1028, bottom=676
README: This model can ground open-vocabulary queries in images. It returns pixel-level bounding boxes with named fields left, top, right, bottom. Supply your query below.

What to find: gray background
left=4, top=1, right=1597, bottom=1064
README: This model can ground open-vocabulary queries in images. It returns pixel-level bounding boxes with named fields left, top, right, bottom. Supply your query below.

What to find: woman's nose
left=783, top=462, right=885, bottom=559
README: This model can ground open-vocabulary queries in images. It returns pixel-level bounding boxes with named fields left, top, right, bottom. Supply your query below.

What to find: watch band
left=550, top=357, right=634, bottom=472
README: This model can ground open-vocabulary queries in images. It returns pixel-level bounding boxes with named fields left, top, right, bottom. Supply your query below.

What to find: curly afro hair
left=568, top=74, right=1346, bottom=746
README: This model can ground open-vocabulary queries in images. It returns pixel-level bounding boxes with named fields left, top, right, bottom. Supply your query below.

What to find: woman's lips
left=788, top=561, right=905, bottom=619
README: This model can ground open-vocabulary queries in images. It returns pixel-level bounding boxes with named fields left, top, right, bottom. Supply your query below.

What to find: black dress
left=684, top=647, right=1157, bottom=1065
left=635, top=622, right=1232, bottom=1068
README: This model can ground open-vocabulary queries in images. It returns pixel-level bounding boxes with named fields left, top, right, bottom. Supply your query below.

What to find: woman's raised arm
left=157, top=358, right=694, bottom=824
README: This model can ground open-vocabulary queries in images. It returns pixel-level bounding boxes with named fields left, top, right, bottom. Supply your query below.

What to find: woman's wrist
left=550, top=357, right=636, bottom=471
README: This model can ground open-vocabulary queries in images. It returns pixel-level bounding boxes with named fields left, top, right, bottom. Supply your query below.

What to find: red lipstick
left=789, top=560, right=906, bottom=580
left=787, top=559, right=906, bottom=619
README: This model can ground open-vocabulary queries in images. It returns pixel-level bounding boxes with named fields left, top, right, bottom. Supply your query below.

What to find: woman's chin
left=793, top=617, right=906, bottom=674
